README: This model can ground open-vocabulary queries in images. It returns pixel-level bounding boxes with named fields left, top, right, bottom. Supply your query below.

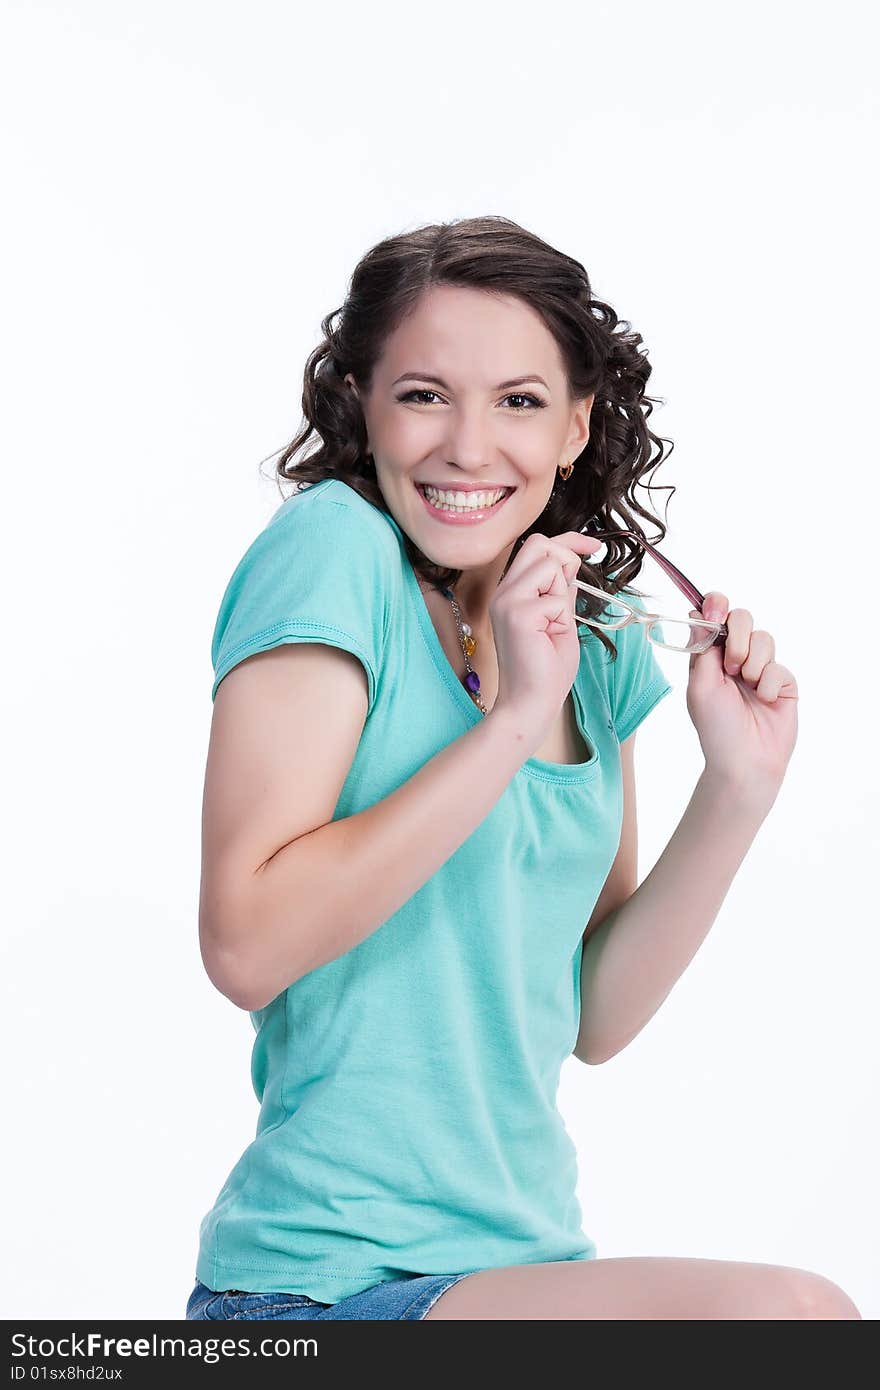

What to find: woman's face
left=346, top=285, right=593, bottom=575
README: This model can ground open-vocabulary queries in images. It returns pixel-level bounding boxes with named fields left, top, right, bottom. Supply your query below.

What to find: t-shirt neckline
left=367, top=488, right=601, bottom=786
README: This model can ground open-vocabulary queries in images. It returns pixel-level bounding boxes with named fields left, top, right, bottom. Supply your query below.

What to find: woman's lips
left=415, top=484, right=515, bottom=526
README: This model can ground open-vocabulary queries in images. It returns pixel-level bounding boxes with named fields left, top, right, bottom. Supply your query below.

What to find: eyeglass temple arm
left=583, top=526, right=705, bottom=608
left=583, top=525, right=727, bottom=651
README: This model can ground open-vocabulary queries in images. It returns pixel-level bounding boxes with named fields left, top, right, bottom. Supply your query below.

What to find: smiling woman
left=341, top=281, right=599, bottom=628
left=189, top=215, right=856, bottom=1320
left=267, top=213, right=675, bottom=656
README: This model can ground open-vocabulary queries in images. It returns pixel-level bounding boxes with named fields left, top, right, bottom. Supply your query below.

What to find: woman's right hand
left=488, top=530, right=607, bottom=751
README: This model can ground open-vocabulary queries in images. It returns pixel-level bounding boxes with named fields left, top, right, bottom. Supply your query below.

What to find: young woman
left=186, top=216, right=859, bottom=1321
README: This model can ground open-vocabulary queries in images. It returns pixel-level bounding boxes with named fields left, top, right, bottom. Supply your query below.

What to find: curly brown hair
left=259, top=214, right=676, bottom=663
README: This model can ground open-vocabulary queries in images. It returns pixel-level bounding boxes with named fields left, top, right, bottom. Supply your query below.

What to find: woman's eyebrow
left=391, top=372, right=550, bottom=391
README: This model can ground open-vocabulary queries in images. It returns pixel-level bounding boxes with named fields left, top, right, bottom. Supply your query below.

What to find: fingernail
left=583, top=540, right=607, bottom=565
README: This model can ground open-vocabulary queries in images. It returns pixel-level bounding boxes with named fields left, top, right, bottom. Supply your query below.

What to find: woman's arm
left=200, top=642, right=535, bottom=1011
left=575, top=768, right=776, bottom=1064
left=575, top=586, right=798, bottom=1065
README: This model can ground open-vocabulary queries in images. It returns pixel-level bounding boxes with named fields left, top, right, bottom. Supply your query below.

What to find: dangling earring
left=558, top=459, right=574, bottom=481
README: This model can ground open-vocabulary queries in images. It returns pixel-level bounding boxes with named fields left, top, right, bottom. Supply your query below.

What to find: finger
left=719, top=607, right=754, bottom=676
left=517, top=534, right=601, bottom=590
left=755, top=660, right=797, bottom=703
left=552, top=532, right=607, bottom=575
left=688, top=607, right=724, bottom=676
left=740, top=629, right=776, bottom=684
left=581, top=540, right=607, bottom=566
left=507, top=548, right=578, bottom=609
left=528, top=530, right=605, bottom=551
left=554, top=530, right=609, bottom=553
left=693, top=593, right=728, bottom=668
left=521, top=592, right=577, bottom=635
left=699, top=592, right=729, bottom=623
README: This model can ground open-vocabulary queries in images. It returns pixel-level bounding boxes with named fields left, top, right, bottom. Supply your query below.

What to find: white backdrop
left=2, top=0, right=877, bottom=1321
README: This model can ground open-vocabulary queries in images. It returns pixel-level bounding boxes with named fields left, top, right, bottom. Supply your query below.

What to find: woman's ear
left=345, top=374, right=371, bottom=454
left=568, top=391, right=594, bottom=458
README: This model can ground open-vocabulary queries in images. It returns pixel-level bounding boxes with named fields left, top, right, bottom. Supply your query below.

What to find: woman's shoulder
left=210, top=476, right=406, bottom=705
left=267, top=476, right=404, bottom=555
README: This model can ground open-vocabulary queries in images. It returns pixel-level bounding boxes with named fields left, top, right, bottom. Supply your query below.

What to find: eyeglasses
left=570, top=522, right=728, bottom=655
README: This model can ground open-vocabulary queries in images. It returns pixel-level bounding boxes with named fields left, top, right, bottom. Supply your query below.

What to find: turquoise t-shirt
left=195, top=477, right=673, bottom=1301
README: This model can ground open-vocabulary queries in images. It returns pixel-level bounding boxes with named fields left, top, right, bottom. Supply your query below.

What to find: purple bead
left=464, top=671, right=481, bottom=694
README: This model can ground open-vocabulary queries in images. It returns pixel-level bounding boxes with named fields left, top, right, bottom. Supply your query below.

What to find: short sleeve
left=210, top=482, right=398, bottom=713
left=610, top=590, right=674, bottom=742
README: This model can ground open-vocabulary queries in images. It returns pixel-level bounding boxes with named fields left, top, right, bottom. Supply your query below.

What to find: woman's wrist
left=485, top=699, right=546, bottom=760
left=698, top=762, right=781, bottom=819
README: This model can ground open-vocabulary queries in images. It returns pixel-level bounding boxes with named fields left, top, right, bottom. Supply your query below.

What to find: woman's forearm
left=576, top=768, right=778, bottom=1064
left=214, top=705, right=535, bottom=1010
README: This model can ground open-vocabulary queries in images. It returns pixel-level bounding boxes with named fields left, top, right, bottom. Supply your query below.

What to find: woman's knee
left=789, top=1270, right=862, bottom=1320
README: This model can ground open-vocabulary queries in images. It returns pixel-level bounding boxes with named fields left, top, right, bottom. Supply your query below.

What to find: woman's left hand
left=685, top=592, right=798, bottom=797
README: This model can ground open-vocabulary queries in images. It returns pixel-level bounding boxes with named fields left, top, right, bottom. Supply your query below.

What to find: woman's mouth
left=415, top=482, right=515, bottom=525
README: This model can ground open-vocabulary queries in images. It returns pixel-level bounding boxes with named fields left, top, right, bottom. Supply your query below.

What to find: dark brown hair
left=260, top=215, right=676, bottom=662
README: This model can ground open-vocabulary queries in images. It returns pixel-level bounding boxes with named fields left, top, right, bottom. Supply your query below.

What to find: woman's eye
left=396, top=389, right=546, bottom=411
left=397, top=389, right=442, bottom=406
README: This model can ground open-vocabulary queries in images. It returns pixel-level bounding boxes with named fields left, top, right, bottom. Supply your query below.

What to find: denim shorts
left=185, top=1272, right=473, bottom=1321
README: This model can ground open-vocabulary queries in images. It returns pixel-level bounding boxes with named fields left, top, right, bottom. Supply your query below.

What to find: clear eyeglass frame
left=569, top=523, right=729, bottom=655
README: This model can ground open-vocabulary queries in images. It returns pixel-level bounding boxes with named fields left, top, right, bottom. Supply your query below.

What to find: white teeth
left=421, top=485, right=508, bottom=512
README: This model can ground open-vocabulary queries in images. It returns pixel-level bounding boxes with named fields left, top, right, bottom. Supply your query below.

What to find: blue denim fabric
left=185, top=1272, right=472, bottom=1321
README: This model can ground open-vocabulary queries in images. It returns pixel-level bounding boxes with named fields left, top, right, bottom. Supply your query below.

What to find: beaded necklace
left=439, top=585, right=489, bottom=716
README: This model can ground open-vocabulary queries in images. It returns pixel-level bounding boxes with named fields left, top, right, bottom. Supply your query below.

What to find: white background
left=2, top=0, right=877, bottom=1321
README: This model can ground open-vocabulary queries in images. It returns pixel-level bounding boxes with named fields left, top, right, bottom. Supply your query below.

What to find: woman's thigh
left=424, top=1256, right=862, bottom=1320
